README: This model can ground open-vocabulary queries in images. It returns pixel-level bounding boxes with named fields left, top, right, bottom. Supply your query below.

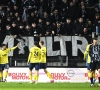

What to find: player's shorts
left=4, top=63, right=9, bottom=69
left=86, top=63, right=90, bottom=70
left=0, top=64, right=5, bottom=71
left=90, top=61, right=100, bottom=71
left=39, top=63, right=47, bottom=69
left=0, top=63, right=9, bottom=71
left=29, top=63, right=39, bottom=70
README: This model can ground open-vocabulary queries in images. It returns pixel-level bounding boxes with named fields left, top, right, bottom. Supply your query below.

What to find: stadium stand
left=0, top=0, right=100, bottom=36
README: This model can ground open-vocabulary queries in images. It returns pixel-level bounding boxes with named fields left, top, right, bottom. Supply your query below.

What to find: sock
left=0, top=72, right=3, bottom=80
left=35, top=75, right=39, bottom=82
left=88, top=71, right=91, bottom=78
left=90, top=78, right=93, bottom=84
left=98, top=77, right=100, bottom=83
left=29, top=74, right=32, bottom=81
left=4, top=71, right=8, bottom=79
left=34, top=74, right=36, bottom=81
left=46, top=71, right=52, bottom=79
left=93, top=73, right=96, bottom=79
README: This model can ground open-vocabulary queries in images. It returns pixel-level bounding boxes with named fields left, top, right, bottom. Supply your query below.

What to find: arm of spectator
left=13, top=35, right=17, bottom=38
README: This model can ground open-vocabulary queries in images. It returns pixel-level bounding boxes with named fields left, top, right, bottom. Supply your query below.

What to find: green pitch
left=0, top=82, right=100, bottom=90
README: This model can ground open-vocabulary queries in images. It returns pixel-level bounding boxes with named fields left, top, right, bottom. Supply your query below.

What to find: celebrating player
left=27, top=41, right=41, bottom=84
left=0, top=43, right=19, bottom=82
left=84, top=41, right=96, bottom=85
left=89, top=38, right=100, bottom=86
left=39, top=41, right=54, bottom=83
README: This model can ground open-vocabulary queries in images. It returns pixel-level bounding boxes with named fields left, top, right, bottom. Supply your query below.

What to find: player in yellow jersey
left=84, top=42, right=96, bottom=85
left=39, top=41, right=54, bottom=83
left=0, top=51, right=3, bottom=82
left=27, top=41, right=41, bottom=84
left=0, top=43, right=19, bottom=82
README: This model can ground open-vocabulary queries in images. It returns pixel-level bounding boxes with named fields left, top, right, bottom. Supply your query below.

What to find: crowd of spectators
left=0, top=0, right=100, bottom=37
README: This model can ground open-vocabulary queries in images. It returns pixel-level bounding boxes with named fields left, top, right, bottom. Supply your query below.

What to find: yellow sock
left=4, top=71, right=8, bottom=79
left=34, top=73, right=36, bottom=81
left=0, top=72, right=3, bottom=80
left=46, top=71, right=52, bottom=79
left=87, top=71, right=91, bottom=78
left=93, top=72, right=96, bottom=79
left=35, top=75, right=39, bottom=82
left=29, top=74, right=32, bottom=81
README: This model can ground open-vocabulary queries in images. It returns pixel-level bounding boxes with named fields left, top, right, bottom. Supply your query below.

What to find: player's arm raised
left=10, top=43, right=20, bottom=50
left=7, top=43, right=20, bottom=52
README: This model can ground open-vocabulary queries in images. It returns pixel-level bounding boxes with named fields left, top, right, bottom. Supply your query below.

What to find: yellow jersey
left=28, top=46, right=41, bottom=63
left=84, top=44, right=92, bottom=63
left=0, top=46, right=18, bottom=64
left=40, top=47, right=46, bottom=63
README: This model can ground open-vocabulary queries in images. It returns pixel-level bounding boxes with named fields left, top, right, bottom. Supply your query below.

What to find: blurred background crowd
left=0, top=0, right=100, bottom=37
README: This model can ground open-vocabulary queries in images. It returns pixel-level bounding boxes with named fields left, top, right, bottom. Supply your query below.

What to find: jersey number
left=34, top=51, right=38, bottom=57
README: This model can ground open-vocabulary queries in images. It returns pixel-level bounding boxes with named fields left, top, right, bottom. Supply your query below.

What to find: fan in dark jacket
left=52, top=22, right=64, bottom=36
left=64, top=18, right=74, bottom=35
left=74, top=18, right=85, bottom=36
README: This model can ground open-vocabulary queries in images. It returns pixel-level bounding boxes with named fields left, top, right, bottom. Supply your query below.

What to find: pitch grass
left=0, top=82, right=100, bottom=90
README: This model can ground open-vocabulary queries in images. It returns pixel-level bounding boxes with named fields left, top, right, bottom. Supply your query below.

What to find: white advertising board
left=5, top=68, right=98, bottom=82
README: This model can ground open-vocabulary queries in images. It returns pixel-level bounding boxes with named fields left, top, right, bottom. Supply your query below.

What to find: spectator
left=22, top=7, right=29, bottom=24
left=18, top=24, right=25, bottom=36
left=64, top=18, right=74, bottom=35
left=94, top=6, right=100, bottom=16
left=28, top=12, right=37, bottom=25
left=52, top=22, right=64, bottom=36
left=78, top=5, right=88, bottom=21
left=24, top=24, right=33, bottom=36
left=24, top=0, right=36, bottom=15
left=14, top=12, right=19, bottom=21
left=6, top=17, right=12, bottom=25
left=82, top=27, right=89, bottom=36
left=74, top=17, right=85, bottom=35
left=45, top=19, right=52, bottom=36
left=68, top=2, right=76, bottom=22
left=38, top=0, right=47, bottom=17
left=86, top=20, right=93, bottom=36
left=16, top=16, right=22, bottom=28
left=61, top=0, right=69, bottom=10
left=13, top=5, right=19, bottom=14
left=60, top=7, right=67, bottom=23
left=37, top=18, right=45, bottom=36
left=94, top=13, right=100, bottom=34
left=6, top=7, right=11, bottom=17
left=11, top=22, right=19, bottom=36
left=50, top=0, right=57, bottom=12
left=51, top=9, right=61, bottom=23
left=31, top=22, right=38, bottom=36
left=9, top=11, right=15, bottom=21
left=34, top=9, right=39, bottom=19
left=5, top=24, right=11, bottom=35
left=43, top=11, right=50, bottom=23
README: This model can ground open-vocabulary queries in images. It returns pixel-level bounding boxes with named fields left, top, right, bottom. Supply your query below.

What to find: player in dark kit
left=89, top=38, right=100, bottom=86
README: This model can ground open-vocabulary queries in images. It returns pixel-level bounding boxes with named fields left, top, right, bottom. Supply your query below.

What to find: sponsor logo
left=67, top=70, right=75, bottom=77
